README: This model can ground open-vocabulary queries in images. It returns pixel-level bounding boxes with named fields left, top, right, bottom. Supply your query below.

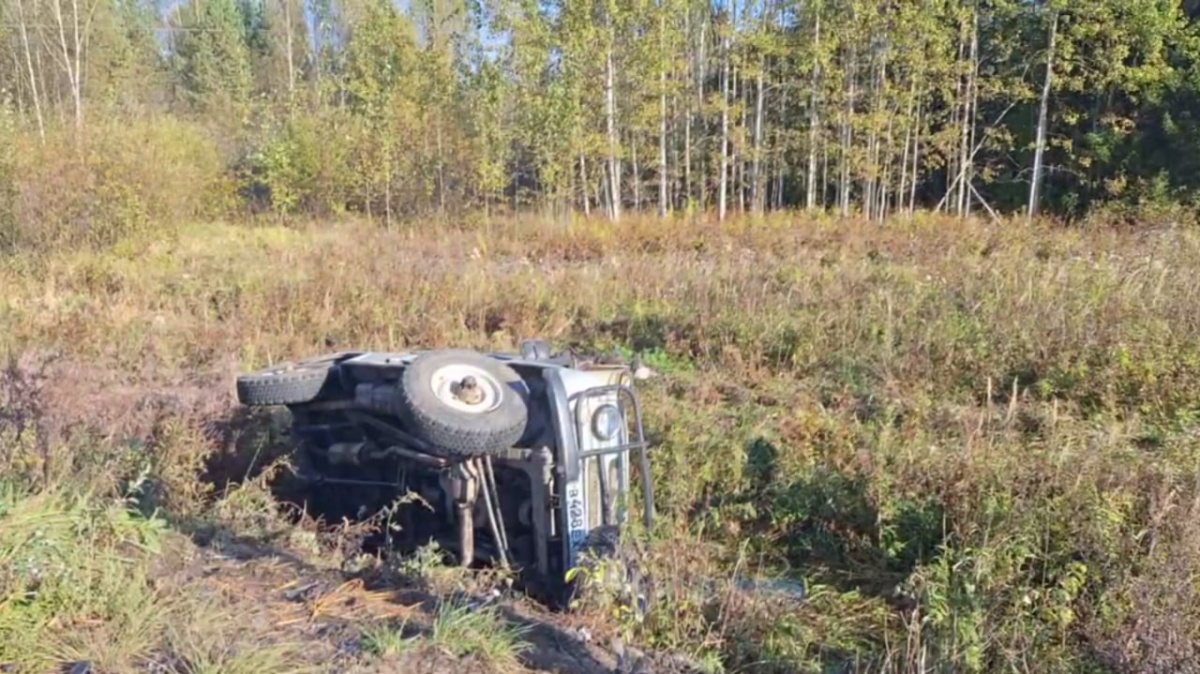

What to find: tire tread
left=236, top=365, right=335, bottom=406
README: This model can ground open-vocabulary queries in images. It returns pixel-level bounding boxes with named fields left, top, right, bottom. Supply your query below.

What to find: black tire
left=236, top=361, right=340, bottom=406
left=396, top=350, right=529, bottom=457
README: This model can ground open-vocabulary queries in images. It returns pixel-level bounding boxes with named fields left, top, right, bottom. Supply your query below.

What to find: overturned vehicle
left=235, top=340, right=654, bottom=604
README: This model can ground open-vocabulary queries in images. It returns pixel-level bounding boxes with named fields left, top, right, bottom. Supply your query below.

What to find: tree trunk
left=15, top=0, right=45, bottom=141
left=946, top=19, right=965, bottom=210
left=1028, top=10, right=1059, bottom=221
left=632, top=136, right=641, bottom=211
left=898, top=81, right=915, bottom=219
left=686, top=10, right=700, bottom=208
left=684, top=98, right=692, bottom=209
left=734, top=63, right=744, bottom=214
left=71, top=0, right=83, bottom=131
left=965, top=27, right=979, bottom=219
left=672, top=94, right=682, bottom=209
left=283, top=0, right=296, bottom=100
left=605, top=30, right=621, bottom=223
left=697, top=15, right=707, bottom=210
left=956, top=6, right=978, bottom=217
left=910, top=99, right=922, bottom=215
left=579, top=152, right=591, bottom=217
left=51, top=0, right=85, bottom=136
left=751, top=57, right=765, bottom=214
left=436, top=123, right=446, bottom=215
left=776, top=78, right=786, bottom=210
left=822, top=134, right=829, bottom=207
left=881, top=108, right=894, bottom=220
left=683, top=10, right=693, bottom=209
left=659, top=10, right=669, bottom=217
left=384, top=162, right=393, bottom=228
left=718, top=15, right=731, bottom=222
left=806, top=10, right=821, bottom=211
left=863, top=50, right=882, bottom=220
left=839, top=46, right=856, bottom=218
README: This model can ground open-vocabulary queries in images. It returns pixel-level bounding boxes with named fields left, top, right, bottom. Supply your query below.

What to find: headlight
left=591, top=404, right=623, bottom=441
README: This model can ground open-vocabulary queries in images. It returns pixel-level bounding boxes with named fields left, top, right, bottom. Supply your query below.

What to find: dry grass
left=2, top=211, right=1200, bottom=672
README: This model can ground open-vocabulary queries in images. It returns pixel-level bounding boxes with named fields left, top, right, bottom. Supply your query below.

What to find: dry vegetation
left=3, top=212, right=1200, bottom=673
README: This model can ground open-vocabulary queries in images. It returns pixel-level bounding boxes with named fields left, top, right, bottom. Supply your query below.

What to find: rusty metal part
left=443, top=462, right=480, bottom=567
left=483, top=456, right=511, bottom=556
left=453, top=375, right=485, bottom=405
left=472, top=458, right=510, bottom=569
left=457, top=502, right=474, bottom=567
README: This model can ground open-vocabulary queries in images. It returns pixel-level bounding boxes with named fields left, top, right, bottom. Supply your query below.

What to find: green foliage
left=243, top=117, right=327, bottom=217
left=3, top=0, right=1200, bottom=232
left=86, top=0, right=166, bottom=111
left=171, top=0, right=255, bottom=115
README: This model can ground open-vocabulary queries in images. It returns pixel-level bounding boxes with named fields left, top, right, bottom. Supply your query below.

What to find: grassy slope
left=2, top=213, right=1200, bottom=672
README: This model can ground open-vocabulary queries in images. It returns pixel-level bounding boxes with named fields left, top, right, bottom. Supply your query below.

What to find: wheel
left=236, top=360, right=341, bottom=406
left=396, top=349, right=529, bottom=457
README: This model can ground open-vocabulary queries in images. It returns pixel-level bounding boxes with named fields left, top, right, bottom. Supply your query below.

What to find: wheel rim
left=429, top=363, right=504, bottom=414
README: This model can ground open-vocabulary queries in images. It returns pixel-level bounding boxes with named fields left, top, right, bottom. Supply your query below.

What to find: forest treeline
left=2, top=0, right=1200, bottom=247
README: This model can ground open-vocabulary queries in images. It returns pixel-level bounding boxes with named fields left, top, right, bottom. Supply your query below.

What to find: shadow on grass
left=698, top=436, right=949, bottom=602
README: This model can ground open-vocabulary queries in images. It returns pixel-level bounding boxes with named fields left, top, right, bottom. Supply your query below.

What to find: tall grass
left=2, top=212, right=1199, bottom=672
left=362, top=597, right=532, bottom=671
left=0, top=483, right=167, bottom=671
left=0, top=480, right=322, bottom=673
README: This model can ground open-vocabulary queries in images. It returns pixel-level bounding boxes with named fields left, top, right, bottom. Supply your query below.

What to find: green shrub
left=239, top=112, right=355, bottom=219
left=0, top=118, right=226, bottom=253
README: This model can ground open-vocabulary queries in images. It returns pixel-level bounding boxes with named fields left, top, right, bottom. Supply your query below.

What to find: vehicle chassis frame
left=273, top=350, right=655, bottom=596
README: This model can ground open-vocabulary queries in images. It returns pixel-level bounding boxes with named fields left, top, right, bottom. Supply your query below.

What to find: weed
left=427, top=597, right=532, bottom=668
left=361, top=618, right=419, bottom=657
left=363, top=597, right=531, bottom=671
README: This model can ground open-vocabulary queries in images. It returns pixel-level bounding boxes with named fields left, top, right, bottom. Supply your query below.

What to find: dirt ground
left=145, top=528, right=709, bottom=673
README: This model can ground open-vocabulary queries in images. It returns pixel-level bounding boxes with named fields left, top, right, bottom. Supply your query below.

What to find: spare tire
left=396, top=350, right=529, bottom=457
left=236, top=361, right=341, bottom=406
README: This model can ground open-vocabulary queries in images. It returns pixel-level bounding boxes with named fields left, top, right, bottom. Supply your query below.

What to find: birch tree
left=1027, top=5, right=1058, bottom=220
